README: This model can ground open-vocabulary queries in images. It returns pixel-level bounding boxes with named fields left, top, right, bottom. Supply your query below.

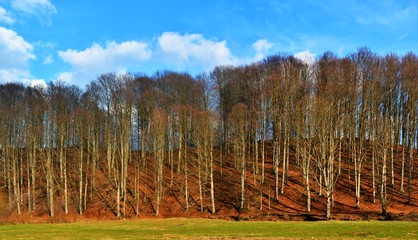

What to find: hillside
left=1, top=141, right=417, bottom=223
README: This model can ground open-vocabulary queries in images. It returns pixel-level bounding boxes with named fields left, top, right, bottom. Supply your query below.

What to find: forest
left=0, top=47, right=417, bottom=221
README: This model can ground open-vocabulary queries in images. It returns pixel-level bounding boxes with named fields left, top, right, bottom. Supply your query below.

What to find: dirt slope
left=1, top=141, right=417, bottom=223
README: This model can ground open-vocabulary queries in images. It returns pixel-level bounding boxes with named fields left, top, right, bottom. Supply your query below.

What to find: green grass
left=0, top=218, right=417, bottom=239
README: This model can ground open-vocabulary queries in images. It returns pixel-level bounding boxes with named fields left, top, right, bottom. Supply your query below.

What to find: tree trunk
left=305, top=174, right=311, bottom=213
left=63, top=149, right=68, bottom=215
left=79, top=141, right=84, bottom=215
left=355, top=164, right=361, bottom=209
left=281, top=135, right=286, bottom=194
left=381, top=147, right=387, bottom=215
left=240, top=129, right=246, bottom=211
left=400, top=138, right=405, bottom=192
left=31, top=141, right=36, bottom=212
left=210, top=146, right=216, bottom=214
left=47, top=148, right=54, bottom=217
left=27, top=150, right=31, bottom=214
left=273, top=140, right=279, bottom=201
left=408, top=132, right=413, bottom=205
left=372, top=145, right=376, bottom=204
left=326, top=192, right=331, bottom=220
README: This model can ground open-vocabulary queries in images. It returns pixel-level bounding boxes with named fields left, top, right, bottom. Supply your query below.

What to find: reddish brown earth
left=1, top=141, right=418, bottom=224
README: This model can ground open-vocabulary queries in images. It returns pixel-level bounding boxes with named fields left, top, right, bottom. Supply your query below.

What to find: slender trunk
left=281, top=135, right=286, bottom=194
left=92, top=131, right=98, bottom=192
left=156, top=147, right=162, bottom=216
left=184, top=151, right=189, bottom=212
left=355, top=164, right=361, bottom=208
left=381, top=147, right=387, bottom=215
left=390, top=145, right=394, bottom=187
left=141, top=126, right=146, bottom=160
left=107, top=129, right=112, bottom=176
left=12, top=150, right=20, bottom=215
left=261, top=100, right=266, bottom=183
left=319, top=172, right=323, bottom=197
left=59, top=132, right=68, bottom=215
left=210, top=147, right=215, bottom=214
left=240, top=130, right=246, bottom=211
left=306, top=178, right=311, bottom=213
left=338, top=136, right=342, bottom=175
left=285, top=137, right=289, bottom=186
left=372, top=144, right=376, bottom=204
left=220, top=143, right=223, bottom=180
left=198, top=153, right=203, bottom=212
left=84, top=133, right=90, bottom=211
left=47, top=148, right=54, bottom=217
left=408, top=133, right=413, bottom=204
left=240, top=158, right=245, bottom=211
left=390, top=122, right=395, bottom=188
left=255, top=128, right=259, bottom=175
left=400, top=139, right=405, bottom=192
left=261, top=124, right=265, bottom=184
left=178, top=128, right=183, bottom=173
left=170, top=130, right=174, bottom=187
left=347, top=143, right=351, bottom=192
left=31, top=141, right=36, bottom=211
left=116, top=183, right=120, bottom=218
left=273, top=140, right=279, bottom=201
left=27, top=150, right=31, bottom=214
left=63, top=149, right=68, bottom=215
left=326, top=192, right=331, bottom=220
left=79, top=141, right=83, bottom=215
left=303, top=146, right=311, bottom=213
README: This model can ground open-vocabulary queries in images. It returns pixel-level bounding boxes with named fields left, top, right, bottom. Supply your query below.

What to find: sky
left=0, top=0, right=417, bottom=88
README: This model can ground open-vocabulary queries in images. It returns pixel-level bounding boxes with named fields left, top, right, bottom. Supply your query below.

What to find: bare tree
left=228, top=103, right=249, bottom=211
left=150, top=108, right=167, bottom=216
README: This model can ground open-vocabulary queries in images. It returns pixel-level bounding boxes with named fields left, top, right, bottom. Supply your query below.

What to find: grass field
left=0, top=218, right=417, bottom=239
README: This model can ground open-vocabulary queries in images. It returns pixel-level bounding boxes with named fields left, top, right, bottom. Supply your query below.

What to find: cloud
left=56, top=33, right=281, bottom=85
left=58, top=41, right=152, bottom=85
left=157, top=32, right=238, bottom=70
left=56, top=71, right=73, bottom=83
left=24, top=78, right=47, bottom=88
left=294, top=49, right=316, bottom=65
left=0, top=26, right=36, bottom=83
left=0, top=68, right=31, bottom=83
left=42, top=54, right=53, bottom=64
left=0, top=6, right=15, bottom=24
left=344, top=0, right=416, bottom=30
left=252, top=39, right=273, bottom=53
left=252, top=39, right=273, bottom=61
left=11, top=0, right=57, bottom=24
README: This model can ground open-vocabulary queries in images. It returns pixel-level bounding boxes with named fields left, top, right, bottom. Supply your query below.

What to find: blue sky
left=0, top=0, right=417, bottom=88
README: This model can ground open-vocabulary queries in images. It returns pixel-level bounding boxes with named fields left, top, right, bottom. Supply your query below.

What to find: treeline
left=0, top=48, right=417, bottom=220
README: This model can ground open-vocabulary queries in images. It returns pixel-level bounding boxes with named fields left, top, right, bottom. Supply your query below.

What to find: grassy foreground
left=0, top=218, right=417, bottom=239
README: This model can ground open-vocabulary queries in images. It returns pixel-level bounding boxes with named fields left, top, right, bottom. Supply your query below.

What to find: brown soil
left=1, top=141, right=417, bottom=224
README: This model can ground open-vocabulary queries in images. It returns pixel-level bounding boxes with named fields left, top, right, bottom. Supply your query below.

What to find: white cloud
left=24, top=78, right=47, bottom=88
left=294, top=49, right=316, bottom=65
left=58, top=41, right=151, bottom=85
left=11, top=0, right=57, bottom=24
left=0, top=6, right=15, bottom=24
left=56, top=71, right=73, bottom=83
left=354, top=3, right=415, bottom=28
left=0, top=68, right=31, bottom=83
left=33, top=41, right=56, bottom=49
left=0, top=27, right=35, bottom=65
left=0, top=26, right=36, bottom=83
left=157, top=32, right=238, bottom=69
left=252, top=39, right=273, bottom=61
left=42, top=54, right=53, bottom=64
left=56, top=34, right=281, bottom=85
left=252, top=39, right=273, bottom=53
